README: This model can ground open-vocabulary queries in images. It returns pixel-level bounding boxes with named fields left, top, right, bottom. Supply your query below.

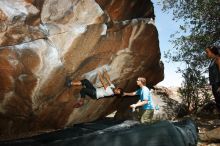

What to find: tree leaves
left=160, top=0, right=219, bottom=112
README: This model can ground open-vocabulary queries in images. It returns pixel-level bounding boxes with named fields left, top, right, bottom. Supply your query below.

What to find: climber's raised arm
left=103, top=68, right=112, bottom=85
left=98, top=71, right=107, bottom=89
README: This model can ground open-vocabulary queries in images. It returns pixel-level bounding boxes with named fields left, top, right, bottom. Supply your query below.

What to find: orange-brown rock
left=0, top=0, right=164, bottom=140
left=199, top=127, right=220, bottom=142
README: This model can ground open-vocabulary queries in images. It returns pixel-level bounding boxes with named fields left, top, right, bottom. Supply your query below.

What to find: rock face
left=0, top=0, right=163, bottom=139
left=199, top=127, right=220, bottom=142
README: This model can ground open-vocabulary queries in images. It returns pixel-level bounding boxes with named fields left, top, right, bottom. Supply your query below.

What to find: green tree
left=158, top=0, right=219, bottom=112
left=178, top=65, right=211, bottom=112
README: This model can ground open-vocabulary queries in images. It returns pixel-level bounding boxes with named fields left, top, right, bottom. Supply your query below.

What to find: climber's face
left=136, top=79, right=141, bottom=86
left=114, top=88, right=122, bottom=95
left=206, top=48, right=215, bottom=59
left=114, top=88, right=120, bottom=95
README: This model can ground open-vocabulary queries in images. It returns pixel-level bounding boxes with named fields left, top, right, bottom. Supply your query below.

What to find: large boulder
left=199, top=127, right=220, bottom=142
left=0, top=0, right=163, bottom=139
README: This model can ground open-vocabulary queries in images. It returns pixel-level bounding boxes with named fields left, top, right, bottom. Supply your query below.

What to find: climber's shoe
left=74, top=98, right=84, bottom=108
left=65, top=77, right=72, bottom=87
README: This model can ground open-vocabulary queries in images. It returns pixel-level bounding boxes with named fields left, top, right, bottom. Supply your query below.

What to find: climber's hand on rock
left=103, top=67, right=107, bottom=72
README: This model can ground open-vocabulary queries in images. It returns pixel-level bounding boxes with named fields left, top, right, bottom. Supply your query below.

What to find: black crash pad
left=0, top=118, right=197, bottom=146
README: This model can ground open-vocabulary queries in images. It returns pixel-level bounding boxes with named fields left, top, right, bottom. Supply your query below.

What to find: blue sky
left=152, top=1, right=184, bottom=87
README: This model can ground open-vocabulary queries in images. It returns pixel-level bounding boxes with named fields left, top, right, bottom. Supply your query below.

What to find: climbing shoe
left=74, top=98, right=84, bottom=108
left=65, top=77, right=72, bottom=87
